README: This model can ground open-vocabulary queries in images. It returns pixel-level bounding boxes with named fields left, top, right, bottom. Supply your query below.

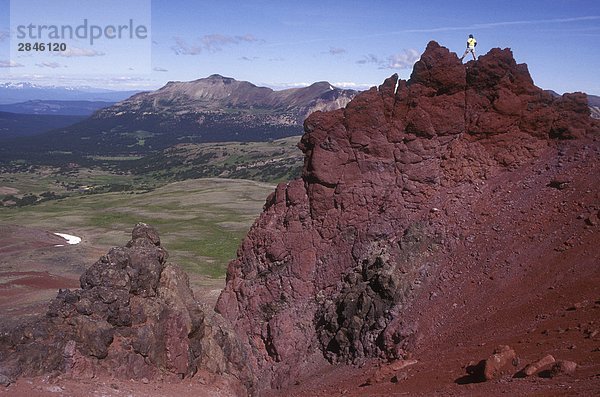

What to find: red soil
left=0, top=226, right=81, bottom=321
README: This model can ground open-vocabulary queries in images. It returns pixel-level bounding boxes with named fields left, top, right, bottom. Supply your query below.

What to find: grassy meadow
left=0, top=177, right=275, bottom=278
left=0, top=137, right=303, bottom=282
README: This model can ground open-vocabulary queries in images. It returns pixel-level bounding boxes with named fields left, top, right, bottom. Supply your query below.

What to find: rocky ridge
left=0, top=41, right=598, bottom=396
left=215, top=41, right=599, bottom=392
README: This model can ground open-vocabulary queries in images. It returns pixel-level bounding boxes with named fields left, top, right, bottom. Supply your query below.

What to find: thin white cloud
left=235, top=34, right=261, bottom=43
left=357, top=54, right=381, bottom=65
left=267, top=16, right=600, bottom=47
left=0, top=74, right=155, bottom=90
left=377, top=16, right=600, bottom=35
left=384, top=49, right=420, bottom=69
left=202, top=34, right=259, bottom=51
left=202, top=34, right=237, bottom=51
left=357, top=49, right=419, bottom=70
left=57, top=47, right=105, bottom=57
left=171, top=37, right=202, bottom=55
left=471, top=16, right=600, bottom=30
left=328, top=47, right=346, bottom=55
left=104, top=76, right=154, bottom=88
left=0, top=60, right=24, bottom=68
left=110, top=76, right=149, bottom=82
left=333, top=82, right=375, bottom=90
left=171, top=33, right=260, bottom=55
left=265, top=82, right=310, bottom=89
left=36, top=62, right=64, bottom=69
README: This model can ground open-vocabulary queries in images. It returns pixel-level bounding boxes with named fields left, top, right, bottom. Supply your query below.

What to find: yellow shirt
left=467, top=38, right=477, bottom=49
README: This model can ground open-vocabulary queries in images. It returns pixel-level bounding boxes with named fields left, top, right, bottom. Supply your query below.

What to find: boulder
left=519, top=354, right=555, bottom=377
left=483, top=345, right=518, bottom=380
left=549, top=360, right=577, bottom=377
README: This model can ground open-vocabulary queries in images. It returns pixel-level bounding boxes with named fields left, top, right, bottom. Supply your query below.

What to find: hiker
left=460, top=34, right=477, bottom=61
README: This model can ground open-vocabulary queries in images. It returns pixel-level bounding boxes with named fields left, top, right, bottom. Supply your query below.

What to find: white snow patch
left=54, top=233, right=82, bottom=245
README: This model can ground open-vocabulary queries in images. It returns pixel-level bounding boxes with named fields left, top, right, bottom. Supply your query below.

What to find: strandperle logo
left=9, top=0, right=151, bottom=76
left=15, top=19, right=149, bottom=46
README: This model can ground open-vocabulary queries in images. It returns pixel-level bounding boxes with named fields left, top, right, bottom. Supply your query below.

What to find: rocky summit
left=215, top=41, right=599, bottom=391
left=1, top=41, right=598, bottom=396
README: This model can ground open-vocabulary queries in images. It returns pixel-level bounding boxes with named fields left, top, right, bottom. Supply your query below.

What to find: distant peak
left=207, top=74, right=234, bottom=81
left=305, top=81, right=344, bottom=93
left=309, top=81, right=332, bottom=88
left=424, top=40, right=443, bottom=51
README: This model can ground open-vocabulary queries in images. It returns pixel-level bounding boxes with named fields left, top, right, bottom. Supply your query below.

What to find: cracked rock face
left=215, top=41, right=599, bottom=392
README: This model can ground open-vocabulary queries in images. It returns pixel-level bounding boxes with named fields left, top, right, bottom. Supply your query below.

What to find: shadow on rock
left=455, top=360, right=486, bottom=385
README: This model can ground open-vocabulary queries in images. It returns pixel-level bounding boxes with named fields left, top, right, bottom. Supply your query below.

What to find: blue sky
left=1, top=0, right=599, bottom=95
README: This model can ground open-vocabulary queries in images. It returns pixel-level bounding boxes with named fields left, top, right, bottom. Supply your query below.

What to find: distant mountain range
left=588, top=94, right=600, bottom=119
left=0, top=83, right=140, bottom=104
left=0, top=112, right=87, bottom=140
left=86, top=74, right=356, bottom=138
left=0, top=100, right=114, bottom=116
left=0, top=100, right=114, bottom=141
left=2, top=75, right=357, bottom=161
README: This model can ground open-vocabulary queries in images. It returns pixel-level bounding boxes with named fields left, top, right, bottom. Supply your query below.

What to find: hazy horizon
left=1, top=0, right=599, bottom=95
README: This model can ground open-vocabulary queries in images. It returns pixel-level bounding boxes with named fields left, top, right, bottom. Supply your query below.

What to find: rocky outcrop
left=0, top=223, right=252, bottom=393
left=215, top=41, right=599, bottom=391
left=1, top=41, right=598, bottom=396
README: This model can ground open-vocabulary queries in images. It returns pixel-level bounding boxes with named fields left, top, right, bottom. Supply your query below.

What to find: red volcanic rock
left=364, top=359, right=418, bottom=385
left=520, top=354, right=556, bottom=377
left=215, top=41, right=599, bottom=392
left=2, top=41, right=598, bottom=397
left=549, top=360, right=577, bottom=377
left=0, top=223, right=252, bottom=393
left=482, top=345, right=517, bottom=380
